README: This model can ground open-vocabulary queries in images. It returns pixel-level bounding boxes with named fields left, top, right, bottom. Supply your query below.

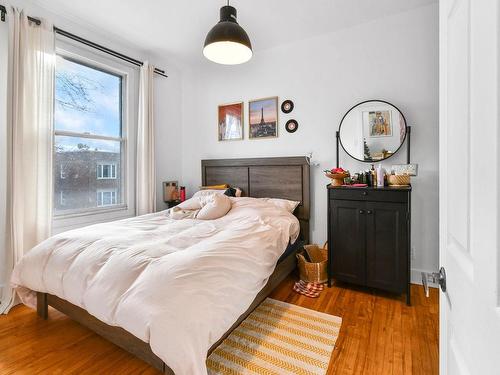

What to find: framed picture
left=249, top=96, right=278, bottom=139
left=391, top=164, right=419, bottom=176
left=218, top=102, right=243, bottom=141
left=365, top=110, right=392, bottom=137
left=163, top=181, right=179, bottom=202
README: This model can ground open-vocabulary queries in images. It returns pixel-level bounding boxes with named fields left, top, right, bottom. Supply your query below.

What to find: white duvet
left=11, top=197, right=300, bottom=374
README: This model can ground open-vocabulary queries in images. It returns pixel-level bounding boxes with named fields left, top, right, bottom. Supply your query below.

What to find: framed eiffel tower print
left=249, top=96, right=278, bottom=139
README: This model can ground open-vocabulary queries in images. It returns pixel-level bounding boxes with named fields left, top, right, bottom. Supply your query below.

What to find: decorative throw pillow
left=200, top=184, right=229, bottom=190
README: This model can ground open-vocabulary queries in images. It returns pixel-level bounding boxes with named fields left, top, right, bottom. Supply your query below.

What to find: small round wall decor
left=285, top=119, right=299, bottom=133
left=281, top=100, right=294, bottom=114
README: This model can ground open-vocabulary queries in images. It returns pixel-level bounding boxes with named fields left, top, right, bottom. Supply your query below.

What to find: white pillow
left=192, top=189, right=225, bottom=198
left=196, top=194, right=231, bottom=220
left=260, top=198, right=300, bottom=213
left=173, top=194, right=231, bottom=220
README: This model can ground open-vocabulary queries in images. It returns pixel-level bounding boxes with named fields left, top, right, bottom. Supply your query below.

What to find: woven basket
left=388, top=174, right=411, bottom=186
left=297, top=242, right=328, bottom=283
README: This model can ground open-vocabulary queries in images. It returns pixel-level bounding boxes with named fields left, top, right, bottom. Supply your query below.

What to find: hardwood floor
left=0, top=278, right=438, bottom=374
left=269, top=278, right=439, bottom=375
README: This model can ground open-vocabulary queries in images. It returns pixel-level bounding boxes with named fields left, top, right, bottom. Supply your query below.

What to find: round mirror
left=339, top=100, right=407, bottom=162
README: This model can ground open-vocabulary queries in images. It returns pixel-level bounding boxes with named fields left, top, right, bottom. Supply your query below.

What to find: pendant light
left=203, top=2, right=253, bottom=65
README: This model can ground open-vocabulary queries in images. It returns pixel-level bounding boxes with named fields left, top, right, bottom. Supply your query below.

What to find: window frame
left=97, top=189, right=118, bottom=207
left=52, top=38, right=138, bottom=233
left=97, top=163, right=117, bottom=180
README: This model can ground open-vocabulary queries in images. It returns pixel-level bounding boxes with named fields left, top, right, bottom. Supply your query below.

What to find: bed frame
left=37, top=156, right=310, bottom=374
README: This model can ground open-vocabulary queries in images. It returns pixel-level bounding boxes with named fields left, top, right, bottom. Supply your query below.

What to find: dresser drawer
left=328, top=188, right=409, bottom=203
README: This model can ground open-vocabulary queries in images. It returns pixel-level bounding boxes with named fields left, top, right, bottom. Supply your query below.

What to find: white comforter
left=11, top=197, right=300, bottom=374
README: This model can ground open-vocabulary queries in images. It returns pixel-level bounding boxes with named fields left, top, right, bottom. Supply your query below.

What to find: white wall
left=179, top=4, right=439, bottom=281
left=154, top=59, right=183, bottom=211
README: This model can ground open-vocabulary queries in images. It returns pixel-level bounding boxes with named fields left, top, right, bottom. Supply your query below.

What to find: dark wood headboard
left=201, top=156, right=310, bottom=242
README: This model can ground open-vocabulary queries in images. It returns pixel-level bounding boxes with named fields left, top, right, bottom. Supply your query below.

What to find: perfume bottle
left=370, top=164, right=376, bottom=186
left=376, top=164, right=384, bottom=188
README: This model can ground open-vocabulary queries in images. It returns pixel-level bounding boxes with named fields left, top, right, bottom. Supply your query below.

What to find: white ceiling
left=33, top=0, right=436, bottom=65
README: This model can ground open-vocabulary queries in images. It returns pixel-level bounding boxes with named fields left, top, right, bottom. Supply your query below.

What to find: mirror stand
left=336, top=125, right=412, bottom=167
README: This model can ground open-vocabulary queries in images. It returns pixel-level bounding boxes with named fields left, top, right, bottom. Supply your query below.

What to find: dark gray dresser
left=327, top=185, right=412, bottom=305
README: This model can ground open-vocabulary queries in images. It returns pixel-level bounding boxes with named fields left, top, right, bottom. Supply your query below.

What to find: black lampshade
left=203, top=5, right=253, bottom=65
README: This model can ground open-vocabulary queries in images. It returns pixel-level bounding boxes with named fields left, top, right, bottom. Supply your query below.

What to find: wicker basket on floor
left=297, top=242, right=328, bottom=283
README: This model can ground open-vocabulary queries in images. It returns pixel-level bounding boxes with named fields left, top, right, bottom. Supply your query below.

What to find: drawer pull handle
left=367, top=210, right=372, bottom=214
left=362, top=192, right=368, bottom=196
left=359, top=210, right=364, bottom=214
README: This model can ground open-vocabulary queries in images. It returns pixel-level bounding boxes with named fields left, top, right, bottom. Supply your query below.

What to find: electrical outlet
left=411, top=247, right=416, bottom=260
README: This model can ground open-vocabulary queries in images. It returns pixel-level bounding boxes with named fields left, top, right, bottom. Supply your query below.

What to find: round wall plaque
left=281, top=100, right=294, bottom=114
left=285, top=119, right=299, bottom=133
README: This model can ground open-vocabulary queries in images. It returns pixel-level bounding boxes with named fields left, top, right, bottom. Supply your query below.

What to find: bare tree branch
left=55, top=71, right=104, bottom=112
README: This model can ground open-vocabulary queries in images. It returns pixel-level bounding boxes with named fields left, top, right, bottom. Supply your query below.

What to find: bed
left=14, top=156, right=310, bottom=374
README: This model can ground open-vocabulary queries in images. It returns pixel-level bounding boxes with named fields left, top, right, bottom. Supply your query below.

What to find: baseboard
left=410, top=268, right=438, bottom=288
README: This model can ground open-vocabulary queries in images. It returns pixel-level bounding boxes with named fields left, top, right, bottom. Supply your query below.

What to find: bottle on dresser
left=376, top=164, right=385, bottom=188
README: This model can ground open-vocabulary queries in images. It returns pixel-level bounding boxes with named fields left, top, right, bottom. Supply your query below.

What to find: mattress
left=277, top=239, right=304, bottom=264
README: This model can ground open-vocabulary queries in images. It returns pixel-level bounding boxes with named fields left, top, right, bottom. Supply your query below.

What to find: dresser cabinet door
left=330, top=200, right=366, bottom=285
left=365, top=201, right=408, bottom=293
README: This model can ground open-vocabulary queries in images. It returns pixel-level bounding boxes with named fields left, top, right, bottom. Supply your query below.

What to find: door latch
left=421, top=267, right=446, bottom=297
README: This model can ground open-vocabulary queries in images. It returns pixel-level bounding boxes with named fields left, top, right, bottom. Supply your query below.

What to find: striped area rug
left=207, top=298, right=342, bottom=375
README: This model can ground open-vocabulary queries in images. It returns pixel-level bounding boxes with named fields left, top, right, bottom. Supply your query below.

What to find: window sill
left=53, top=204, right=128, bottom=220
left=52, top=204, right=134, bottom=234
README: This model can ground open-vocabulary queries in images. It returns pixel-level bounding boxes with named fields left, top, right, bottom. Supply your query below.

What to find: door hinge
left=406, top=212, right=410, bottom=221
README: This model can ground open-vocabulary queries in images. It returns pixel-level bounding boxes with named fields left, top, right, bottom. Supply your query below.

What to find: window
left=97, top=163, right=117, bottom=179
left=53, top=55, right=124, bottom=215
left=51, top=41, right=137, bottom=233
left=97, top=190, right=117, bottom=207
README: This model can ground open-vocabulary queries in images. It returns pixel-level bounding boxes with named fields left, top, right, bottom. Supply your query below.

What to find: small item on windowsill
left=324, top=167, right=350, bottom=187
left=180, top=186, right=186, bottom=201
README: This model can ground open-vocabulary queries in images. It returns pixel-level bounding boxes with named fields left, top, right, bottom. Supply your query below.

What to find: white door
left=439, top=0, right=500, bottom=373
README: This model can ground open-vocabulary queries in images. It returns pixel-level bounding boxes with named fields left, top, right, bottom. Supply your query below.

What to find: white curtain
left=1, top=9, right=55, bottom=314
left=136, top=62, right=156, bottom=215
